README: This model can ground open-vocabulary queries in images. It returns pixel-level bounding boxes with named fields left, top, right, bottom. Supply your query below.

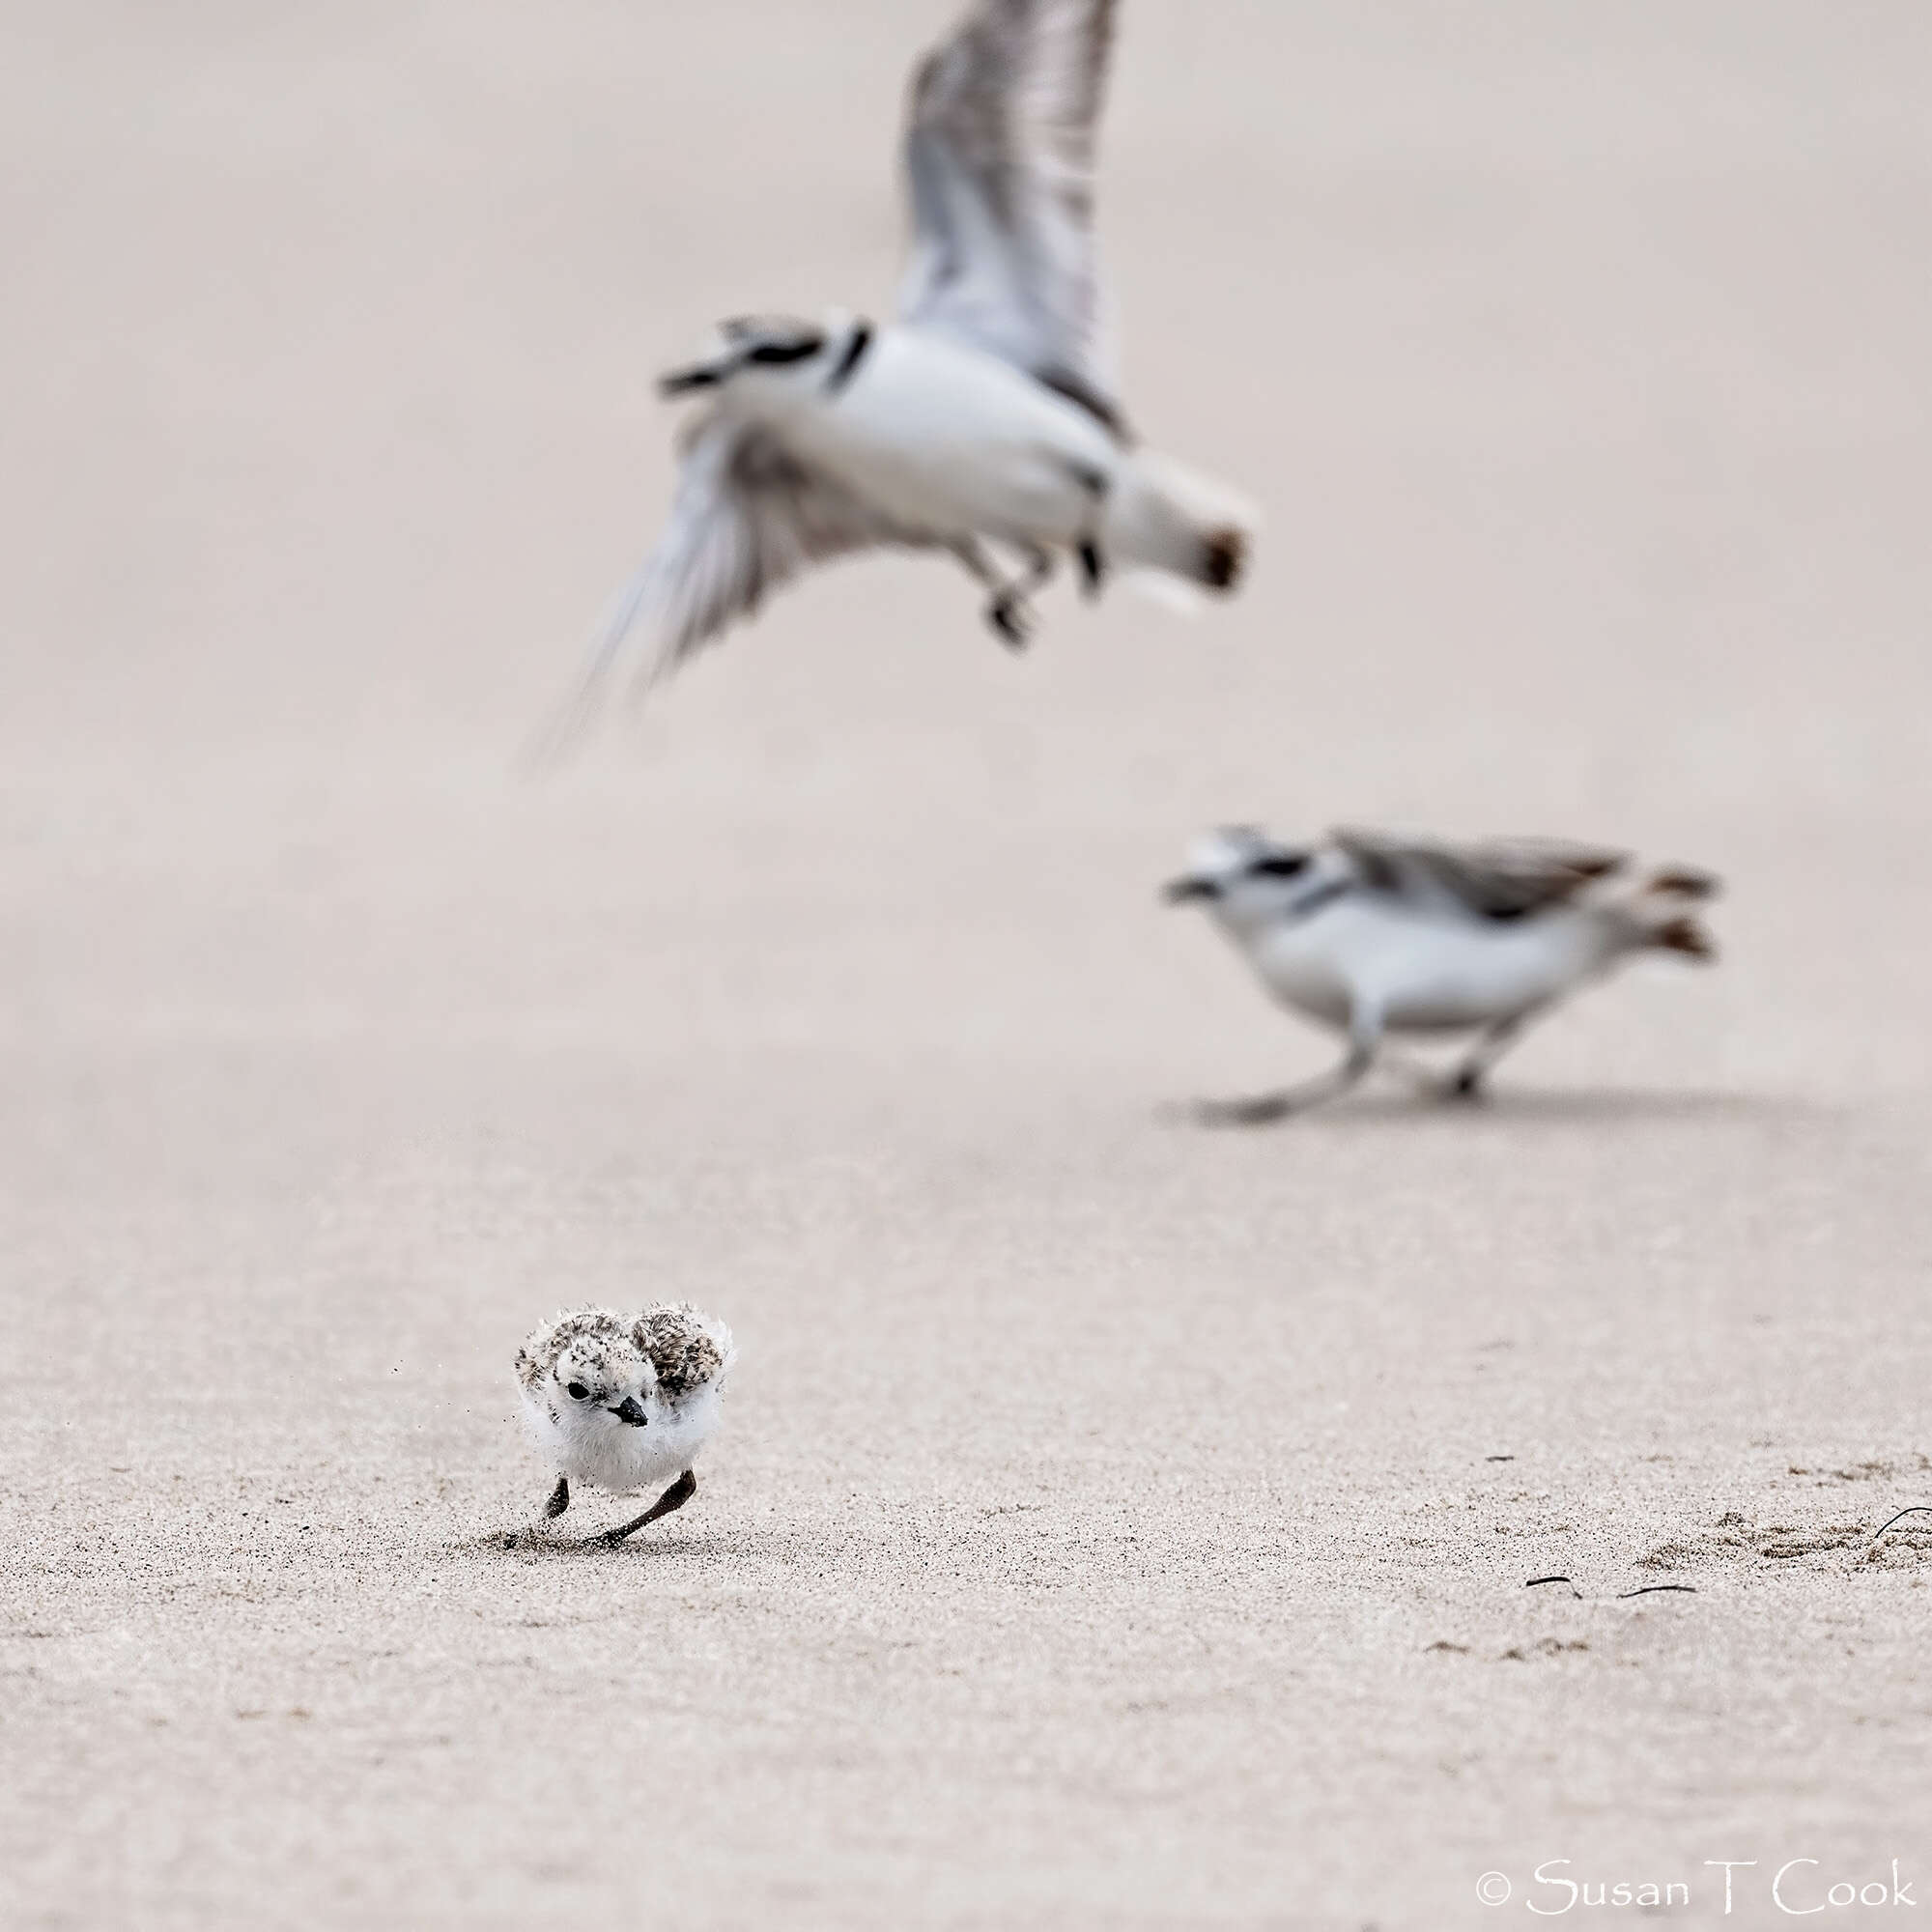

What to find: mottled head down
left=515, top=1304, right=733, bottom=1425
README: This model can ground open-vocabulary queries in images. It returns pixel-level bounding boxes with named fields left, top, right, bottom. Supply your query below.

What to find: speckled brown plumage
left=632, top=1303, right=728, bottom=1399
left=514, top=1308, right=632, bottom=1395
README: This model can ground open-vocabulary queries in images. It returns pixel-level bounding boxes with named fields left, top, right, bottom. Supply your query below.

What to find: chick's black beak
left=610, top=1395, right=649, bottom=1428
left=1163, top=875, right=1216, bottom=904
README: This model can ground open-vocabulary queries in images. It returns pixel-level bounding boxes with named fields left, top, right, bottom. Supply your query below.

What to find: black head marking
left=1247, top=852, right=1309, bottom=881
left=743, top=335, right=825, bottom=366
left=824, top=321, right=873, bottom=394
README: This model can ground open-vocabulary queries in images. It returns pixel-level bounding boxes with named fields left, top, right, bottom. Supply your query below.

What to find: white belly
left=757, top=327, right=1121, bottom=542
left=1253, top=902, right=1610, bottom=1034
left=522, top=1385, right=723, bottom=1495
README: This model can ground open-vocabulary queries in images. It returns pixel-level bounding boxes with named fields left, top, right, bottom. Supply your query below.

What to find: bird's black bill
left=610, top=1395, right=650, bottom=1427
left=657, top=362, right=725, bottom=397
left=743, top=336, right=823, bottom=365
left=1163, top=876, right=1216, bottom=904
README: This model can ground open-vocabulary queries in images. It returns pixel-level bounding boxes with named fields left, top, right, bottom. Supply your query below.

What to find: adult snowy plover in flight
left=514, top=1304, right=735, bottom=1544
left=1165, top=826, right=1720, bottom=1121
left=564, top=0, right=1255, bottom=712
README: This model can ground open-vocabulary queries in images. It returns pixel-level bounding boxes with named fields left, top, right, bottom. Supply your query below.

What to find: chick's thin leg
left=543, top=1475, right=570, bottom=1520
left=599, top=1469, right=697, bottom=1547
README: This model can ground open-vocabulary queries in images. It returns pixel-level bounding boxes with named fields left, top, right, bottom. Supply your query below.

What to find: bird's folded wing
left=562, top=417, right=939, bottom=712
left=633, top=1303, right=737, bottom=1396
left=1330, top=827, right=1629, bottom=918
left=898, top=0, right=1121, bottom=425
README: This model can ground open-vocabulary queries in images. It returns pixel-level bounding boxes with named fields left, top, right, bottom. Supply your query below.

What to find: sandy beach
left=4, top=3, right=1931, bottom=1925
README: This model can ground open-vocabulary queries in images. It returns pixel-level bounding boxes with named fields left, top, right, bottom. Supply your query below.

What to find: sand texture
left=4, top=3, right=1931, bottom=1926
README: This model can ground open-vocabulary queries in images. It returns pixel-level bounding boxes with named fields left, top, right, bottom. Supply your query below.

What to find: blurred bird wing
left=1330, top=827, right=1630, bottom=918
left=539, top=417, right=937, bottom=741
left=897, top=0, right=1122, bottom=424
left=642, top=417, right=938, bottom=672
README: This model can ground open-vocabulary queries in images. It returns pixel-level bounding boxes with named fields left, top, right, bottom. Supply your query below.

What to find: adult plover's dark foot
left=599, top=1468, right=697, bottom=1547
left=1194, top=1092, right=1297, bottom=1128
left=987, top=597, right=1032, bottom=650
left=1077, top=540, right=1105, bottom=598
left=1447, top=1068, right=1487, bottom=1101
left=544, top=1475, right=571, bottom=1519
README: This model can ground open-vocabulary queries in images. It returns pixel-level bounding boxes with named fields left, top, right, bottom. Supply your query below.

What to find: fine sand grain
left=4, top=4, right=1930, bottom=1927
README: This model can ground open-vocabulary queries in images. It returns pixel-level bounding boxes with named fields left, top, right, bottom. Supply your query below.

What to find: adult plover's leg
left=1378, top=1047, right=1445, bottom=1093
left=1065, top=461, right=1109, bottom=600
left=1445, top=1010, right=1543, bottom=1099
left=1004, top=543, right=1059, bottom=631
left=598, top=1469, right=697, bottom=1547
left=1196, top=1009, right=1383, bottom=1125
left=950, top=539, right=1059, bottom=648
left=543, top=1475, right=570, bottom=1520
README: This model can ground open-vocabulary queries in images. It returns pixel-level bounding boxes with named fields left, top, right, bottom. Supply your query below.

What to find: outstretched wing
left=898, top=0, right=1121, bottom=425
left=544, top=416, right=938, bottom=736
left=1331, top=827, right=1630, bottom=920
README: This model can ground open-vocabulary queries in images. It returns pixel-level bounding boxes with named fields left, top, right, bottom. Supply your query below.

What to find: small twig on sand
left=1869, top=1505, right=1932, bottom=1546
left=1523, top=1575, right=1697, bottom=1601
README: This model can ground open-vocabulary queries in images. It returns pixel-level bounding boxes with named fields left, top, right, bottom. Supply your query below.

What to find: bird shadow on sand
left=1161, top=1087, right=1836, bottom=1134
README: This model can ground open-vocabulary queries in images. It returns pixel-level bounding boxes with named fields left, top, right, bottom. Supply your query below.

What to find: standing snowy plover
left=514, top=1305, right=735, bottom=1544
left=1165, top=826, right=1720, bottom=1120
left=562, top=0, right=1255, bottom=711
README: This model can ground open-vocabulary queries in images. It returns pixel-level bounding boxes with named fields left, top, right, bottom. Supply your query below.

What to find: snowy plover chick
left=1165, top=826, right=1720, bottom=1121
left=514, top=1305, right=735, bottom=1544
left=559, top=0, right=1255, bottom=714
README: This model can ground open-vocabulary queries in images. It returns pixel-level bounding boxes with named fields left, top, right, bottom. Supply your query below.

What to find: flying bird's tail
left=1102, top=449, right=1258, bottom=599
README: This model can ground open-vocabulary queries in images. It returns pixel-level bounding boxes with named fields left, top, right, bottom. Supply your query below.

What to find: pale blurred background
left=3, top=5, right=1930, bottom=1927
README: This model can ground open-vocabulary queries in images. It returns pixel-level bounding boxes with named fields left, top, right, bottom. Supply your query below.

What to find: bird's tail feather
left=1101, top=449, right=1258, bottom=594
left=1612, top=867, right=1722, bottom=962
left=1651, top=914, right=1718, bottom=960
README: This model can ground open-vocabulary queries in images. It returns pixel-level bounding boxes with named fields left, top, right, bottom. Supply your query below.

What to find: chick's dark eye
left=1249, top=854, right=1308, bottom=879
left=565, top=1381, right=589, bottom=1400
